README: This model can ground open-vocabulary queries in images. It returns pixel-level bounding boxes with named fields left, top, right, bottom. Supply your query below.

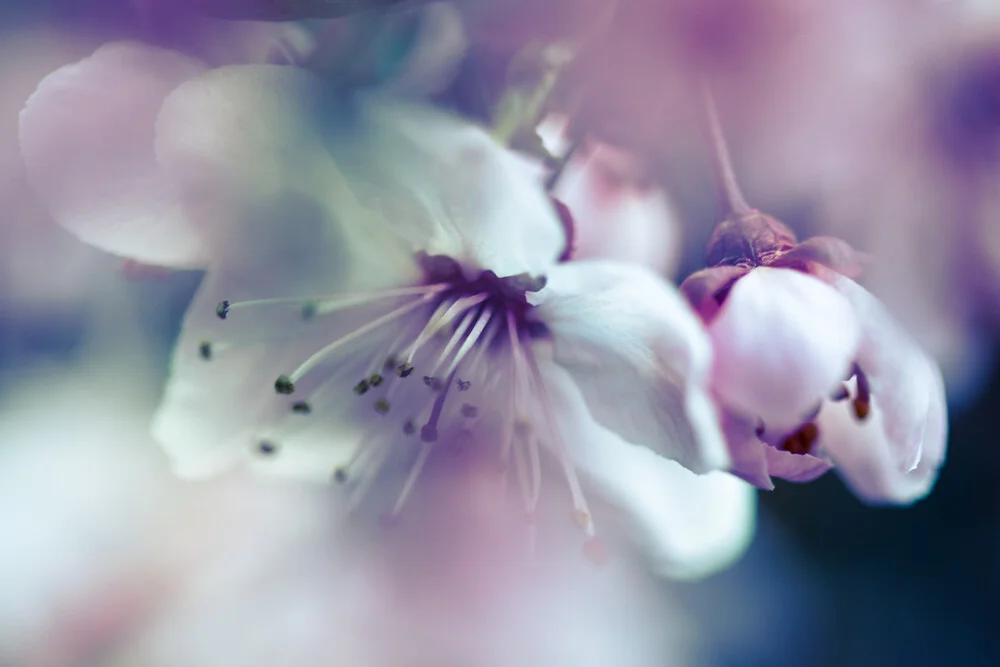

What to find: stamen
left=275, top=375, right=296, bottom=395
left=389, top=441, right=433, bottom=517
left=420, top=369, right=458, bottom=443
left=287, top=294, right=438, bottom=385
left=779, top=422, right=819, bottom=455
left=522, top=337, right=596, bottom=538
left=401, top=294, right=489, bottom=365
left=425, top=305, right=482, bottom=379
left=256, top=441, right=278, bottom=456
left=216, top=284, right=449, bottom=319
left=444, top=306, right=495, bottom=378
left=199, top=341, right=213, bottom=360
left=507, top=314, right=544, bottom=514
left=853, top=365, right=871, bottom=421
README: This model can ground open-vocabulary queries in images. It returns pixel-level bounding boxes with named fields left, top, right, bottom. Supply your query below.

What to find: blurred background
left=1, top=0, right=998, bottom=665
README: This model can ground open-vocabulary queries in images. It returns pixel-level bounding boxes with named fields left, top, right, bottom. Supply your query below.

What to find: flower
left=534, top=115, right=683, bottom=277
left=21, top=42, right=751, bottom=573
left=681, top=210, right=948, bottom=504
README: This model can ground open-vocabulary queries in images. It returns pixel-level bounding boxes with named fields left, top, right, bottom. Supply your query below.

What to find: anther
left=779, top=422, right=819, bottom=456
left=292, top=401, right=311, bottom=414
left=573, top=509, right=592, bottom=529
left=423, top=376, right=444, bottom=392
left=353, top=379, right=371, bottom=395
left=853, top=398, right=871, bottom=421
left=198, top=341, right=212, bottom=360
left=274, top=375, right=296, bottom=395
left=402, top=420, right=416, bottom=435
left=333, top=468, right=348, bottom=484
left=369, top=374, right=384, bottom=388
left=461, top=403, right=478, bottom=418
left=257, top=441, right=278, bottom=456
left=374, top=399, right=390, bottom=415
left=396, top=362, right=414, bottom=378
left=420, top=424, right=438, bottom=442
left=301, top=302, right=317, bottom=320
left=457, top=379, right=471, bottom=391
left=216, top=300, right=230, bottom=319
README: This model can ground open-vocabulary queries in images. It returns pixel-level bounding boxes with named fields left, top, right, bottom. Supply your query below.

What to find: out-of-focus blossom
left=0, top=362, right=704, bottom=667
left=21, top=43, right=752, bottom=574
left=535, top=115, right=682, bottom=277
left=682, top=209, right=947, bottom=504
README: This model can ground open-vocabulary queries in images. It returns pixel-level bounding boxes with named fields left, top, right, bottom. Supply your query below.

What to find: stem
left=700, top=81, right=753, bottom=216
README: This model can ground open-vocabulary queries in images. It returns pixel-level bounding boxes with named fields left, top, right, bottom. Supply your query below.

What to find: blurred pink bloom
left=20, top=43, right=753, bottom=575
left=536, top=115, right=682, bottom=277
left=0, top=366, right=708, bottom=667
left=681, top=212, right=947, bottom=504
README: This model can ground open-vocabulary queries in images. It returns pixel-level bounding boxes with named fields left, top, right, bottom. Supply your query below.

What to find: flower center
left=207, top=253, right=607, bottom=563
left=766, top=363, right=872, bottom=456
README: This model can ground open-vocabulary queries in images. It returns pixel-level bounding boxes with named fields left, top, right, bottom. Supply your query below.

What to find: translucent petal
left=816, top=277, right=948, bottom=503
left=544, top=366, right=755, bottom=579
left=709, top=267, right=862, bottom=434
left=19, top=42, right=208, bottom=266
left=534, top=260, right=729, bottom=473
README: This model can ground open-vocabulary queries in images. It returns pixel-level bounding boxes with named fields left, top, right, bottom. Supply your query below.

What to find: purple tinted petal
left=679, top=265, right=747, bottom=322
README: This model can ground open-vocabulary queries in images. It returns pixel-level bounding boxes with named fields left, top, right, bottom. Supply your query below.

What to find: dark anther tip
left=292, top=401, right=311, bottom=414
left=257, top=441, right=278, bottom=455
left=333, top=468, right=348, bottom=484
left=216, top=301, right=231, bottom=319
left=198, top=341, right=213, bottom=360
left=301, top=302, right=318, bottom=320
left=420, top=425, right=438, bottom=443
left=274, top=375, right=296, bottom=395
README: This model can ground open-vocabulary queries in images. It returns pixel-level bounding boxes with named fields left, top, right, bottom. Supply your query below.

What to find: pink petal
left=679, top=265, right=748, bottom=322
left=535, top=260, right=729, bottom=474
left=20, top=42, right=209, bottom=267
left=552, top=142, right=681, bottom=276
left=709, top=267, right=862, bottom=434
left=817, top=277, right=948, bottom=503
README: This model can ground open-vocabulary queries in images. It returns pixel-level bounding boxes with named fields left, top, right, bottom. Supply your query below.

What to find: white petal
left=19, top=42, right=208, bottom=266
left=352, top=96, right=566, bottom=277
left=534, top=260, right=729, bottom=473
left=815, top=377, right=946, bottom=504
left=545, top=366, right=755, bottom=579
left=155, top=65, right=561, bottom=278
left=154, top=64, right=420, bottom=281
left=553, top=143, right=681, bottom=276
left=816, top=277, right=948, bottom=503
left=709, top=267, right=862, bottom=433
left=153, top=271, right=410, bottom=479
